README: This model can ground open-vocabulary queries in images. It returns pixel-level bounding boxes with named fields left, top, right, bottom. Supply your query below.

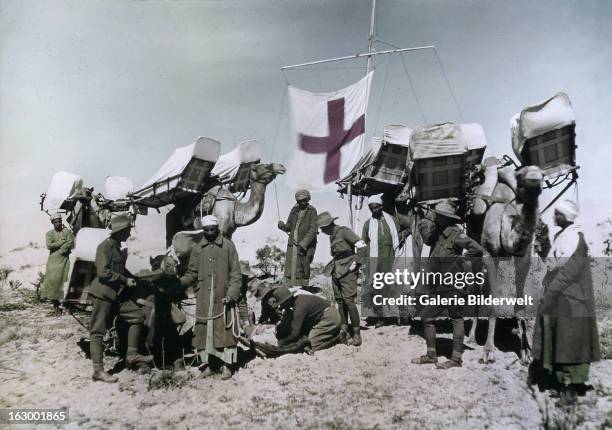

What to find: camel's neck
left=233, top=181, right=267, bottom=227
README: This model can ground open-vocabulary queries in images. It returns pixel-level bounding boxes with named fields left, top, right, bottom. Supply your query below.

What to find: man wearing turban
left=41, top=212, right=75, bottom=315
left=361, top=194, right=403, bottom=328
left=180, top=214, right=242, bottom=379
left=278, top=189, right=318, bottom=286
left=531, top=200, right=601, bottom=406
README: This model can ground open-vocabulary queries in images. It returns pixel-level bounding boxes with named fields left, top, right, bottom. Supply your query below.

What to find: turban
left=295, top=189, right=311, bottom=201
left=49, top=211, right=62, bottom=221
left=201, top=215, right=219, bottom=227
left=367, top=194, right=383, bottom=206
left=555, top=199, right=579, bottom=222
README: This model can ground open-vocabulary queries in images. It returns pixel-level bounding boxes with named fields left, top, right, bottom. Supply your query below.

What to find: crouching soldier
left=273, top=285, right=343, bottom=351
left=179, top=215, right=241, bottom=380
left=89, top=213, right=152, bottom=383
left=412, top=201, right=486, bottom=369
left=317, top=212, right=368, bottom=346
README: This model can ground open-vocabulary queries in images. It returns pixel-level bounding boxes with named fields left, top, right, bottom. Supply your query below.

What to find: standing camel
left=167, top=163, right=286, bottom=253
left=465, top=159, right=547, bottom=364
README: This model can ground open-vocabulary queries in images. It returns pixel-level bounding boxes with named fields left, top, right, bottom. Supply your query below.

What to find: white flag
left=286, top=71, right=373, bottom=191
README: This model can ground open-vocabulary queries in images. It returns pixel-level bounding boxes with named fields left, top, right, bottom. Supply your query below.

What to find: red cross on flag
left=286, top=71, right=374, bottom=190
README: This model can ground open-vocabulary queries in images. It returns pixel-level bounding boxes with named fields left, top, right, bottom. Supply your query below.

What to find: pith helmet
left=110, top=213, right=132, bottom=234
left=316, top=211, right=338, bottom=229
left=430, top=201, right=461, bottom=221
left=272, top=285, right=294, bottom=309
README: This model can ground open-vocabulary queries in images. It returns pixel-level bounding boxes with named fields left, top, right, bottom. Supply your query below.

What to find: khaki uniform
left=418, top=223, right=484, bottom=363
left=89, top=237, right=146, bottom=367
left=323, top=225, right=367, bottom=329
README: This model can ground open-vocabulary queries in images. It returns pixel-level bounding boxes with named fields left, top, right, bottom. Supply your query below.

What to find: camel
left=166, top=162, right=286, bottom=248
left=465, top=158, right=547, bottom=364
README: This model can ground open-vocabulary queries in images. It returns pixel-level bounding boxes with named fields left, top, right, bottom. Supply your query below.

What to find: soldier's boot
left=436, top=319, right=464, bottom=369
left=339, top=325, right=350, bottom=345
left=351, top=327, right=362, bottom=347
left=220, top=366, right=233, bottom=380
left=90, top=337, right=117, bottom=382
left=92, top=365, right=119, bottom=383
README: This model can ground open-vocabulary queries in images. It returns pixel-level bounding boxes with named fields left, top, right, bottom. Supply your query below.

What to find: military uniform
left=280, top=204, right=318, bottom=285
left=180, top=234, right=241, bottom=365
left=413, top=204, right=484, bottom=368
left=419, top=224, right=484, bottom=319
left=323, top=225, right=367, bottom=335
left=277, top=294, right=342, bottom=351
left=89, top=237, right=148, bottom=375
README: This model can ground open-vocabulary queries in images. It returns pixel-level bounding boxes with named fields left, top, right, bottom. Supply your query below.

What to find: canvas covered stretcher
left=336, top=124, right=412, bottom=196
left=511, top=92, right=577, bottom=178
left=408, top=122, right=487, bottom=203
left=131, top=137, right=221, bottom=208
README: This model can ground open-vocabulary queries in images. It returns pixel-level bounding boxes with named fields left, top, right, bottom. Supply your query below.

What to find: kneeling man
left=273, top=285, right=342, bottom=351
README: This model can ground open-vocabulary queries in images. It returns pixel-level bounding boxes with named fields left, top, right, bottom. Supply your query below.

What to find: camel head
left=515, top=165, right=543, bottom=205
left=250, top=163, right=286, bottom=185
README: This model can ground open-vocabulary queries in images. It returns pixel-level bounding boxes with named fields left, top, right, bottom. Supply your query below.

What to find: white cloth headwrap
left=555, top=199, right=579, bottom=222
left=368, top=194, right=383, bottom=206
left=367, top=211, right=399, bottom=258
left=201, top=215, right=219, bottom=227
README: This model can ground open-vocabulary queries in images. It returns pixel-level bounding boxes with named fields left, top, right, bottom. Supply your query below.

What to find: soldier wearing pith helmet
left=89, top=213, right=152, bottom=383
left=413, top=200, right=485, bottom=369
left=317, top=211, right=368, bottom=346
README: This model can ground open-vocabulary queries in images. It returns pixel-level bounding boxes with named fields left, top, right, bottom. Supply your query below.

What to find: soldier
left=317, top=212, right=367, bottom=346
left=411, top=201, right=485, bottom=369
left=272, top=285, right=343, bottom=351
left=89, top=213, right=152, bottom=383
left=179, top=215, right=241, bottom=380
left=278, top=189, right=318, bottom=286
left=362, top=194, right=402, bottom=328
left=41, top=212, right=74, bottom=315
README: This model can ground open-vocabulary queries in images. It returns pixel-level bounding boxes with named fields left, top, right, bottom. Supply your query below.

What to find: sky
left=1, top=0, right=611, bottom=260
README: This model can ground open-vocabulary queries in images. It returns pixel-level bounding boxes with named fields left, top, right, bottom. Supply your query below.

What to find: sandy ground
left=1, top=243, right=611, bottom=429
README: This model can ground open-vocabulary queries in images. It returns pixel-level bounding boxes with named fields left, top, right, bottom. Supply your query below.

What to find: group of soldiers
left=40, top=188, right=600, bottom=404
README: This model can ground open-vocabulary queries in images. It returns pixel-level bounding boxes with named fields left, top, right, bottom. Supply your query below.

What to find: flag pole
left=354, top=0, right=377, bottom=232
left=280, top=46, right=434, bottom=70
left=366, top=0, right=376, bottom=74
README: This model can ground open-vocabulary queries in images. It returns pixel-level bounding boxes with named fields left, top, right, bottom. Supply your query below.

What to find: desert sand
left=1, top=239, right=611, bottom=429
